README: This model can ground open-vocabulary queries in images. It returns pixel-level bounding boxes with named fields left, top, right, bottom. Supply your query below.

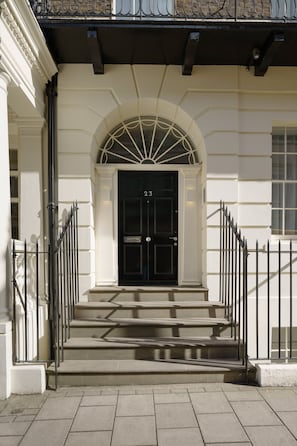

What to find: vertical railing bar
left=12, top=240, right=17, bottom=363
left=66, top=227, right=71, bottom=338
left=70, top=213, right=75, bottom=319
left=62, top=238, right=67, bottom=343
left=238, top=232, right=241, bottom=361
left=230, top=218, right=234, bottom=336
left=227, top=213, right=231, bottom=319
left=75, top=202, right=79, bottom=305
left=24, top=240, right=28, bottom=362
left=256, top=240, right=259, bottom=359
left=219, top=201, right=222, bottom=302
left=222, top=204, right=226, bottom=307
left=243, top=238, right=248, bottom=368
left=267, top=240, right=270, bottom=360
left=234, top=225, right=238, bottom=342
left=289, top=239, right=292, bottom=359
left=56, top=248, right=60, bottom=368
left=36, top=242, right=40, bottom=360
left=278, top=239, right=281, bottom=359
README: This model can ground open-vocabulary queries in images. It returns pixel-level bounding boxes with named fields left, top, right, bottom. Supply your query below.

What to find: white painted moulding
left=11, top=364, right=46, bottom=394
left=256, top=363, right=297, bottom=387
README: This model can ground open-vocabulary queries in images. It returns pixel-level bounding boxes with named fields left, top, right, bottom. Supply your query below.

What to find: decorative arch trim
left=97, top=116, right=199, bottom=165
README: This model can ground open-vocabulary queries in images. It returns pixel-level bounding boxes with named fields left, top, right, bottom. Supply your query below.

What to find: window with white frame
left=272, top=127, right=297, bottom=236
left=9, top=149, right=19, bottom=239
left=114, top=0, right=173, bottom=17
left=271, top=0, right=296, bottom=18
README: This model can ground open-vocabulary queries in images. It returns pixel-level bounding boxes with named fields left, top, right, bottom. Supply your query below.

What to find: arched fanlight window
left=98, top=116, right=199, bottom=164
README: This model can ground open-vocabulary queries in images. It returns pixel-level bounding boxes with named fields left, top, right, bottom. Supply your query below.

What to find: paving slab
left=71, top=405, right=115, bottom=431
left=64, top=431, right=112, bottom=446
left=231, top=401, right=282, bottom=426
left=277, top=412, right=297, bottom=439
left=224, top=390, right=263, bottom=401
left=0, top=422, right=30, bottom=436
left=20, top=419, right=72, bottom=446
left=0, top=437, right=22, bottom=446
left=36, top=397, right=80, bottom=420
left=190, top=391, right=232, bottom=413
left=197, top=413, right=249, bottom=443
left=155, top=392, right=190, bottom=404
left=157, top=427, right=204, bottom=446
left=116, top=394, right=154, bottom=416
left=112, top=416, right=156, bottom=446
left=260, top=389, right=297, bottom=411
left=81, top=395, right=117, bottom=406
left=245, top=425, right=297, bottom=446
left=156, top=403, right=198, bottom=428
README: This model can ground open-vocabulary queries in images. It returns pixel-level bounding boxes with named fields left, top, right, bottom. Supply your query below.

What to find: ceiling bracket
left=182, top=32, right=200, bottom=76
left=87, top=29, right=104, bottom=75
left=253, top=32, right=285, bottom=76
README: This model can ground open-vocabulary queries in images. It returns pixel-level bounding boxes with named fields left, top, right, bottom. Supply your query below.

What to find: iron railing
left=219, top=202, right=248, bottom=369
left=249, top=240, right=297, bottom=361
left=11, top=203, right=79, bottom=385
left=52, top=203, right=79, bottom=387
left=12, top=240, right=48, bottom=363
left=219, top=201, right=297, bottom=367
left=30, top=0, right=297, bottom=21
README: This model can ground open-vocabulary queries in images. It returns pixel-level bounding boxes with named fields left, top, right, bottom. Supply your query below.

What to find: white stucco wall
left=57, top=64, right=297, bottom=302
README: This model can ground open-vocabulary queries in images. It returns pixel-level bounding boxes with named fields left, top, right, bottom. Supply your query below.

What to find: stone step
left=70, top=317, right=233, bottom=338
left=47, top=359, right=252, bottom=387
left=74, top=301, right=225, bottom=319
left=63, top=336, right=240, bottom=360
left=88, top=287, right=209, bottom=302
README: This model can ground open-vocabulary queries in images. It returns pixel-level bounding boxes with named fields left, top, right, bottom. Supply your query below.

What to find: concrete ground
left=1, top=383, right=297, bottom=445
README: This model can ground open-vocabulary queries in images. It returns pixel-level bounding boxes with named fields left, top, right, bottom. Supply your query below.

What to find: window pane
left=10, top=176, right=18, bottom=198
left=272, top=210, right=283, bottom=234
left=285, top=183, right=297, bottom=208
left=287, top=154, right=297, bottom=180
left=9, top=149, right=18, bottom=170
left=272, top=130, right=285, bottom=153
left=272, top=154, right=285, bottom=179
left=285, top=210, right=297, bottom=235
left=287, top=129, right=297, bottom=153
left=272, top=183, right=283, bottom=208
left=11, top=203, right=18, bottom=239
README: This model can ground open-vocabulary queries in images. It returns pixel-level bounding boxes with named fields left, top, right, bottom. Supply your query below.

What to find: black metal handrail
left=12, top=240, right=47, bottom=363
left=30, top=0, right=297, bottom=21
left=219, top=201, right=249, bottom=370
left=53, top=202, right=79, bottom=387
left=11, top=203, right=79, bottom=386
left=218, top=201, right=297, bottom=366
left=250, top=239, right=297, bottom=361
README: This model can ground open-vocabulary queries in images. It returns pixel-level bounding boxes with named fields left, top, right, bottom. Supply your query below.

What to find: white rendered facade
left=0, top=0, right=56, bottom=398
left=1, top=1, right=297, bottom=397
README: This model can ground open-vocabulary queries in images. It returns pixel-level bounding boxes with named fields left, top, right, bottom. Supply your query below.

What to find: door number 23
left=143, top=190, right=153, bottom=197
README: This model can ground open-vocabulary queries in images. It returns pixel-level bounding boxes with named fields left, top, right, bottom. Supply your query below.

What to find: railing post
left=46, top=73, right=58, bottom=387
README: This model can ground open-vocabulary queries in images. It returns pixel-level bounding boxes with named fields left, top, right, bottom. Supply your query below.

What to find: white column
left=0, top=71, right=12, bottom=399
left=95, top=167, right=117, bottom=285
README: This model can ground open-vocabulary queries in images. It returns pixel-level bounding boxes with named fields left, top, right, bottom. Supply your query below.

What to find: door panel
left=118, top=171, right=178, bottom=285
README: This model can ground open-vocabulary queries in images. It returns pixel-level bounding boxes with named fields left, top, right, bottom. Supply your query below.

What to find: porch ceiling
left=39, top=21, right=297, bottom=72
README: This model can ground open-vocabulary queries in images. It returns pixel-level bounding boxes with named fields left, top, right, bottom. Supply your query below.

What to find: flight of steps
left=47, top=287, right=254, bottom=386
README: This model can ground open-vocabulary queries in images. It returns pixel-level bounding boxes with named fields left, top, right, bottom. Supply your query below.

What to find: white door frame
left=95, top=163, right=202, bottom=286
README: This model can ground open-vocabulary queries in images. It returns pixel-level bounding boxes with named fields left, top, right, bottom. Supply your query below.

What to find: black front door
left=118, top=171, right=178, bottom=285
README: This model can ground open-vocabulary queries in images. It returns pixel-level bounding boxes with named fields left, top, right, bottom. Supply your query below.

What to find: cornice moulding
left=0, top=0, right=56, bottom=83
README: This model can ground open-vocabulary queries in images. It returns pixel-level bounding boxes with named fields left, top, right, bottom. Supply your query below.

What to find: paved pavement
left=1, top=382, right=297, bottom=445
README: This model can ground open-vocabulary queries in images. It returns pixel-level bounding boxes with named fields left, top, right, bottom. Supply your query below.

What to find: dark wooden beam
left=182, top=32, right=200, bottom=76
left=87, top=29, right=104, bottom=75
left=255, top=32, right=285, bottom=76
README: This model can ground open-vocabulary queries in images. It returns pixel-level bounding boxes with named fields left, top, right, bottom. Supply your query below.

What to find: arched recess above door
left=97, top=116, right=199, bottom=165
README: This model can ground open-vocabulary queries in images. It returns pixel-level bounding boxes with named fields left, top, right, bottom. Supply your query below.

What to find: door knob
left=146, top=236, right=151, bottom=242
left=169, top=237, right=178, bottom=241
